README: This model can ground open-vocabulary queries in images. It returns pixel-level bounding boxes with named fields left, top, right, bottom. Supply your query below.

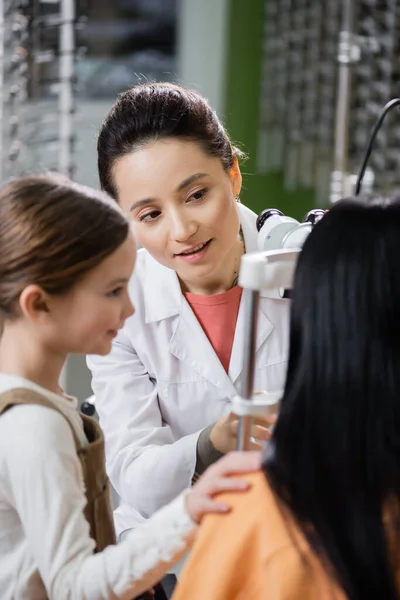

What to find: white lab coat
left=87, top=203, right=290, bottom=535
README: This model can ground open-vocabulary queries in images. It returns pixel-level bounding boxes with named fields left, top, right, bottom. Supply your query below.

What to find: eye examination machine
left=232, top=210, right=322, bottom=451
left=234, top=96, right=400, bottom=451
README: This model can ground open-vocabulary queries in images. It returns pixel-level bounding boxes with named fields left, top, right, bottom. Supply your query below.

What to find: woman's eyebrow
left=129, top=198, right=154, bottom=212
left=129, top=173, right=208, bottom=211
left=176, top=172, right=208, bottom=192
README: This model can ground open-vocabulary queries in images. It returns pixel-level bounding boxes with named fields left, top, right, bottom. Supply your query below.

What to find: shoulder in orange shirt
left=173, top=472, right=345, bottom=600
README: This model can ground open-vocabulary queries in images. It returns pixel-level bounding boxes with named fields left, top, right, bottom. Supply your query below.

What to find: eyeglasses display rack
left=0, top=0, right=88, bottom=181
left=258, top=0, right=400, bottom=203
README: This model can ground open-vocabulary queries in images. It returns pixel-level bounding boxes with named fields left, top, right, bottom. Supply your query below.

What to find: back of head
left=97, top=82, right=242, bottom=199
left=0, top=173, right=129, bottom=320
left=265, top=196, right=400, bottom=599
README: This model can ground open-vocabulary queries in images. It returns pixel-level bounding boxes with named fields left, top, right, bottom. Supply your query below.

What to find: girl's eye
left=139, top=210, right=161, bottom=222
left=189, top=189, right=207, bottom=202
left=107, top=287, right=123, bottom=298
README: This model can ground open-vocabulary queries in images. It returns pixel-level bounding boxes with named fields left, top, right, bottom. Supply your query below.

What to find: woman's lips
left=175, top=239, right=212, bottom=263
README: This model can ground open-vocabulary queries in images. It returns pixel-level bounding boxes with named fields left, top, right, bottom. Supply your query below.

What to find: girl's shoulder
left=0, top=399, right=76, bottom=455
left=0, top=399, right=81, bottom=504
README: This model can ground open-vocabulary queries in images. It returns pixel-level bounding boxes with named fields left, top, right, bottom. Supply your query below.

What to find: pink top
left=184, top=286, right=243, bottom=373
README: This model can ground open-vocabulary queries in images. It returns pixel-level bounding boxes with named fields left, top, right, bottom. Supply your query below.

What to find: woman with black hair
left=173, top=196, right=400, bottom=600
left=88, top=82, right=288, bottom=539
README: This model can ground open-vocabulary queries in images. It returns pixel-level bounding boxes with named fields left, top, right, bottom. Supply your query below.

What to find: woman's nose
left=169, top=213, right=197, bottom=242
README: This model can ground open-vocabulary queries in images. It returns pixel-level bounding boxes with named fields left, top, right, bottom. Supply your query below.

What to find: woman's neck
left=0, top=320, right=66, bottom=395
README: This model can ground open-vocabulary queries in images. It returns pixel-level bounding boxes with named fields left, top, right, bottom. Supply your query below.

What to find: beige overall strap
left=0, top=388, right=82, bottom=449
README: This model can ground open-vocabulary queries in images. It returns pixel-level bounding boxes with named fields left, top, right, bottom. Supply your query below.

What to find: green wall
left=223, top=0, right=315, bottom=220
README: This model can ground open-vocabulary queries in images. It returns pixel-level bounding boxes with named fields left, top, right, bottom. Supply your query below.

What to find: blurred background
left=2, top=0, right=399, bottom=399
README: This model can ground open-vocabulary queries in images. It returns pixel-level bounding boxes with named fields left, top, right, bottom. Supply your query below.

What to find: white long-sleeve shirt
left=0, top=375, right=196, bottom=599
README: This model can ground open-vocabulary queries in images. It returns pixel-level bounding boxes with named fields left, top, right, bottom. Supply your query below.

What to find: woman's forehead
left=113, top=139, right=224, bottom=203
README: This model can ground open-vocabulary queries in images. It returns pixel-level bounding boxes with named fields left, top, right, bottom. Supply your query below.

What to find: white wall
left=177, top=0, right=229, bottom=115
left=64, top=99, right=114, bottom=400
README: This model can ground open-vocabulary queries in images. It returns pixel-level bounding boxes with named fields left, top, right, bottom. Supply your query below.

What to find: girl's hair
left=0, top=173, right=130, bottom=319
left=264, top=196, right=400, bottom=599
left=97, top=82, right=243, bottom=199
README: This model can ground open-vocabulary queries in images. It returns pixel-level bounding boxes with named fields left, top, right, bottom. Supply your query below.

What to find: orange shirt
left=173, top=472, right=347, bottom=600
left=184, top=286, right=242, bottom=373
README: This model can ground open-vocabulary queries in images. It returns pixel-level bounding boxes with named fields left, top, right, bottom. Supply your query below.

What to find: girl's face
left=44, top=234, right=136, bottom=356
left=112, top=138, right=243, bottom=293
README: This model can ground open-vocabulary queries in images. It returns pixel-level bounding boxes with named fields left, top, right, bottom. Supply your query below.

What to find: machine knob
left=81, top=401, right=96, bottom=417
left=256, top=208, right=284, bottom=232
left=302, top=209, right=325, bottom=226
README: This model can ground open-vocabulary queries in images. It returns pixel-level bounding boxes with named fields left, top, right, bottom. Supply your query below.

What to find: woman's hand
left=210, top=412, right=277, bottom=454
left=185, top=451, right=261, bottom=524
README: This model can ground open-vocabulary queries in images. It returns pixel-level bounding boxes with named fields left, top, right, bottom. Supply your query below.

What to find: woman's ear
left=229, top=157, right=242, bottom=199
left=18, top=285, right=51, bottom=324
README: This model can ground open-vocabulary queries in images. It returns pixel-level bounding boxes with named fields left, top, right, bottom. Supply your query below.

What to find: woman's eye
left=189, top=189, right=207, bottom=202
left=139, top=210, right=161, bottom=222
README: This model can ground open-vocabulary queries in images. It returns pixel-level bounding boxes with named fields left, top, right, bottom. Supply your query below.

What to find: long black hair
left=264, top=196, right=400, bottom=599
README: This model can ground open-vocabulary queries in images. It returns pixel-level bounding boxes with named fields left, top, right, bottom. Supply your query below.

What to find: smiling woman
left=113, top=137, right=243, bottom=295
left=87, top=83, right=290, bottom=543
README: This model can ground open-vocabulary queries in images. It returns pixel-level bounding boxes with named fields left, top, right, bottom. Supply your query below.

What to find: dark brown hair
left=97, top=82, right=244, bottom=199
left=0, top=173, right=130, bottom=319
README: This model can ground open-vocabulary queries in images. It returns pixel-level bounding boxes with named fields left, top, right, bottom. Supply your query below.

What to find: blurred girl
left=0, top=173, right=260, bottom=599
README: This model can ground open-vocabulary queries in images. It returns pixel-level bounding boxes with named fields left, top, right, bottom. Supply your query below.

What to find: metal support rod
left=31, top=0, right=40, bottom=100
left=58, top=0, right=75, bottom=389
left=236, top=289, right=260, bottom=451
left=330, top=0, right=356, bottom=203
left=58, top=0, right=74, bottom=176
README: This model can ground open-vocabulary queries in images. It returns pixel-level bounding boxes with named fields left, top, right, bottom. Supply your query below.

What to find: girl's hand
left=185, top=451, right=261, bottom=523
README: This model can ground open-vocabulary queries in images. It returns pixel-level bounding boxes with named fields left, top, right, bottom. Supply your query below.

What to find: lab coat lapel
left=228, top=291, right=274, bottom=384
left=143, top=253, right=182, bottom=323
left=169, top=299, right=238, bottom=398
